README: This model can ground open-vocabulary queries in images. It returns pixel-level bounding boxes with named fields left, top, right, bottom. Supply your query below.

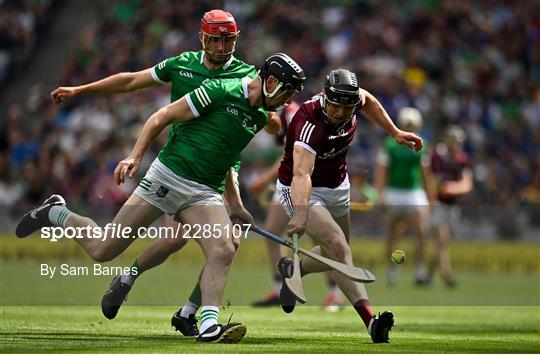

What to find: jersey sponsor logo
left=319, top=143, right=351, bottom=160
left=227, top=106, right=239, bottom=116
left=156, top=185, right=169, bottom=198
left=299, top=121, right=315, bottom=143
left=179, top=70, right=193, bottom=78
left=194, top=87, right=211, bottom=107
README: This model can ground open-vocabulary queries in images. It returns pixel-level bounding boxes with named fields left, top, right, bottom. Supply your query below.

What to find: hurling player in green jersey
left=374, top=107, right=437, bottom=287
left=19, top=52, right=305, bottom=343
left=50, top=10, right=281, bottom=332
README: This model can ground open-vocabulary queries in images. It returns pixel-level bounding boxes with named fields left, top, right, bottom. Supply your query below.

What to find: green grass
left=1, top=257, right=539, bottom=353
left=1, top=260, right=538, bottom=307
left=1, top=306, right=539, bottom=353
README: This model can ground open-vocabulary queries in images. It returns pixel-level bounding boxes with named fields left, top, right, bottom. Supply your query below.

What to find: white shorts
left=384, top=188, right=428, bottom=215
left=133, top=158, right=223, bottom=220
left=276, top=176, right=350, bottom=219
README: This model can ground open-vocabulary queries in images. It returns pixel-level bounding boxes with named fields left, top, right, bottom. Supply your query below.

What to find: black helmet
left=260, top=53, right=306, bottom=94
left=324, top=69, right=360, bottom=106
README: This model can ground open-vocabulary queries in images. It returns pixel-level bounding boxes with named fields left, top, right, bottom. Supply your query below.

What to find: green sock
left=131, top=260, right=144, bottom=280
left=188, top=282, right=202, bottom=306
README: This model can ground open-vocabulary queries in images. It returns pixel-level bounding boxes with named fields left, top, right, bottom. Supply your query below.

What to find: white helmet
left=445, top=124, right=466, bottom=143
left=398, top=107, right=423, bottom=128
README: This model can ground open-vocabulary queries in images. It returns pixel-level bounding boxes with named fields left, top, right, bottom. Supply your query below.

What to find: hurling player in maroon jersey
left=249, top=102, right=347, bottom=311
left=274, top=69, right=423, bottom=343
left=430, top=125, right=473, bottom=287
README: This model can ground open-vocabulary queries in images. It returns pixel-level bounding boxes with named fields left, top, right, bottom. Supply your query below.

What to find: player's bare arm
left=440, top=168, right=474, bottom=197
left=264, top=112, right=282, bottom=135
left=114, top=97, right=196, bottom=185
left=223, top=168, right=255, bottom=226
left=360, top=89, right=423, bottom=151
left=288, top=145, right=315, bottom=237
left=248, top=154, right=283, bottom=193
left=50, top=68, right=160, bottom=103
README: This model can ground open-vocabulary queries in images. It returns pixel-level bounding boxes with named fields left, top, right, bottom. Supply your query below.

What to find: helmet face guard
left=323, top=69, right=360, bottom=107
left=260, top=53, right=305, bottom=111
left=322, top=69, right=360, bottom=126
left=262, top=83, right=300, bottom=111
left=200, top=10, right=239, bottom=64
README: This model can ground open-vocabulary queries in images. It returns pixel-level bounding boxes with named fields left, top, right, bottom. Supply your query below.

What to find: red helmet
left=200, top=10, right=239, bottom=64
left=201, top=10, right=239, bottom=37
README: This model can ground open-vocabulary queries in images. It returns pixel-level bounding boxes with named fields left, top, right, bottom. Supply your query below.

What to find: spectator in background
left=2, top=0, right=538, bottom=241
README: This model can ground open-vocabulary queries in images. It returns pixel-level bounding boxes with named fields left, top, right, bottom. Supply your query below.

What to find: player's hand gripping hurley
left=284, top=233, right=307, bottom=303
left=251, top=227, right=375, bottom=283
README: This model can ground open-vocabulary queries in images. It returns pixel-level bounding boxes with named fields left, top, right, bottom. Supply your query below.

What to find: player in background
left=374, top=107, right=437, bottom=286
left=248, top=102, right=298, bottom=307
left=50, top=10, right=279, bottom=334
left=430, top=125, right=472, bottom=287
left=17, top=52, right=305, bottom=343
left=275, top=69, right=423, bottom=343
left=249, top=102, right=346, bottom=311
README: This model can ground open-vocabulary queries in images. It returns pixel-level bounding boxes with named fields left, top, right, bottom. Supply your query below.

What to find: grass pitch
left=1, top=305, right=539, bottom=353
left=1, top=238, right=539, bottom=353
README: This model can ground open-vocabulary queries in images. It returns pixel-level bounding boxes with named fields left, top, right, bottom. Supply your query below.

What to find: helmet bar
left=324, top=69, right=361, bottom=107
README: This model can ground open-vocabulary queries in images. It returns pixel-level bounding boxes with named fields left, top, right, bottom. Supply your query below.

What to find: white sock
left=367, top=317, right=375, bottom=335
left=199, top=306, right=219, bottom=333
left=180, top=301, right=199, bottom=318
left=48, top=206, right=72, bottom=227
left=415, top=263, right=428, bottom=279
left=273, top=279, right=281, bottom=293
left=119, top=273, right=136, bottom=286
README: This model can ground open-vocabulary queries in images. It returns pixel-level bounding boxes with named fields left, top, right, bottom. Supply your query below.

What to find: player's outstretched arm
left=288, top=145, right=315, bottom=237
left=114, top=97, right=196, bottom=185
left=360, top=89, right=423, bottom=151
left=50, top=69, right=160, bottom=103
left=440, top=168, right=474, bottom=197
left=248, top=154, right=283, bottom=194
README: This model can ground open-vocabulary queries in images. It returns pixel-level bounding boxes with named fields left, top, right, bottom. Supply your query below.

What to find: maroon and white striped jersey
left=278, top=94, right=363, bottom=188
left=431, top=143, right=469, bottom=204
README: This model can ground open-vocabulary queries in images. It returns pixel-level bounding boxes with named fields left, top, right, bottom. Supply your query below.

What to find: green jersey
left=151, top=51, right=256, bottom=180
left=378, top=137, right=429, bottom=190
left=151, top=50, right=258, bottom=102
left=158, top=77, right=268, bottom=192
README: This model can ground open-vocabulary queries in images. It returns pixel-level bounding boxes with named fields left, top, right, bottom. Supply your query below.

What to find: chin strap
left=261, top=77, right=284, bottom=111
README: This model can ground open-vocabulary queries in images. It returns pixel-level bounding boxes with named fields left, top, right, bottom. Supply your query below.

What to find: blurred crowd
left=1, top=0, right=539, bottom=238
left=0, top=0, right=56, bottom=87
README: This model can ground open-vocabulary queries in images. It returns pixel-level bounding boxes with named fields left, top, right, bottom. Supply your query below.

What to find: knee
left=208, top=242, right=236, bottom=266
left=323, top=235, right=350, bottom=262
left=437, top=235, right=449, bottom=248
left=91, top=249, right=116, bottom=263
